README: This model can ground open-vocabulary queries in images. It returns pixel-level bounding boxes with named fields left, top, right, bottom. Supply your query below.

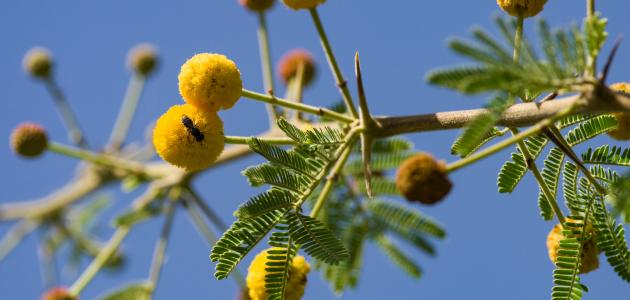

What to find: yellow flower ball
left=247, top=249, right=311, bottom=300
left=546, top=221, right=599, bottom=274
left=178, top=53, right=243, bottom=112
left=282, top=0, right=326, bottom=10
left=153, top=104, right=225, bottom=171
left=497, top=0, right=547, bottom=18
left=608, top=82, right=630, bottom=140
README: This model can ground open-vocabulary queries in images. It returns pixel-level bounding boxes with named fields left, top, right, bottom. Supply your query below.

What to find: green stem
left=108, top=74, right=146, bottom=150
left=182, top=197, right=246, bottom=288
left=68, top=227, right=130, bottom=296
left=241, top=89, right=355, bottom=123
left=257, top=11, right=280, bottom=125
left=148, top=201, right=176, bottom=291
left=310, top=144, right=353, bottom=218
left=47, top=142, right=148, bottom=176
left=0, top=220, right=38, bottom=262
left=44, top=78, right=88, bottom=148
left=586, top=0, right=597, bottom=76
left=309, top=8, right=358, bottom=118
left=185, top=187, right=228, bottom=232
left=512, top=130, right=566, bottom=224
left=587, top=0, right=595, bottom=19
left=513, top=13, right=524, bottom=63
left=224, top=135, right=296, bottom=146
left=446, top=103, right=580, bottom=173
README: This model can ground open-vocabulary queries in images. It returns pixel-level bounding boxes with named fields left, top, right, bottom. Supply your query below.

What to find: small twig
left=148, top=200, right=176, bottom=291
left=309, top=8, right=358, bottom=118
left=256, top=11, right=280, bottom=125
left=224, top=135, right=297, bottom=146
left=0, top=220, right=38, bottom=262
left=108, top=73, right=147, bottom=150
left=185, top=187, right=228, bottom=232
left=598, top=37, right=622, bottom=84
left=43, top=78, right=89, bottom=148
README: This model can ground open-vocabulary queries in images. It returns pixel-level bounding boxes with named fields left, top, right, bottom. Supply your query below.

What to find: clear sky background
left=1, top=1, right=629, bottom=299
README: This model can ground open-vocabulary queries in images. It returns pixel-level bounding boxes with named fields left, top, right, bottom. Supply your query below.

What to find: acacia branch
left=373, top=88, right=630, bottom=137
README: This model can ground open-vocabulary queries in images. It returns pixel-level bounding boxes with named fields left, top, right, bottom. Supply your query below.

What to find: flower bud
left=497, top=0, right=547, bottom=18
left=277, top=49, right=316, bottom=87
left=282, top=0, right=325, bottom=10
left=10, top=122, right=48, bottom=158
left=42, top=287, right=76, bottom=300
left=127, top=43, right=159, bottom=76
left=23, top=47, right=53, bottom=79
left=239, top=0, right=274, bottom=12
left=395, top=153, right=452, bottom=205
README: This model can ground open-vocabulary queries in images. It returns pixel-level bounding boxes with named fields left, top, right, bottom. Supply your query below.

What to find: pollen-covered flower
left=278, top=49, right=316, bottom=87
left=178, top=53, right=243, bottom=112
left=127, top=43, right=159, bottom=76
left=395, top=153, right=452, bottom=205
left=23, top=47, right=53, bottom=79
left=282, top=0, right=326, bottom=10
left=239, top=0, right=275, bottom=12
left=42, top=287, right=76, bottom=300
left=607, top=82, right=630, bottom=140
left=10, top=122, right=48, bottom=158
left=153, top=104, right=225, bottom=171
left=497, top=0, right=547, bottom=18
left=247, top=249, right=311, bottom=300
left=546, top=221, right=599, bottom=274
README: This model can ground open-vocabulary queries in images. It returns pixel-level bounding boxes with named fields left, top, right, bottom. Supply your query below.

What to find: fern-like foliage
left=451, top=126, right=506, bottom=158
left=210, top=119, right=350, bottom=280
left=497, top=135, right=548, bottom=193
left=581, top=145, right=630, bottom=167
left=374, top=234, right=422, bottom=278
left=427, top=18, right=597, bottom=97
left=265, top=223, right=296, bottom=300
left=551, top=218, right=590, bottom=300
left=538, top=148, right=565, bottom=220
left=564, top=115, right=617, bottom=146
left=591, top=199, right=630, bottom=282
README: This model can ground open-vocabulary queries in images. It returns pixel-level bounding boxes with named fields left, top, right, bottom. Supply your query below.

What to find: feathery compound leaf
left=352, top=137, right=413, bottom=154
left=608, top=174, right=630, bottom=223
left=451, top=127, right=506, bottom=158
left=374, top=235, right=422, bottom=278
left=99, top=281, right=153, bottom=300
left=211, top=209, right=287, bottom=279
left=235, top=189, right=296, bottom=220
left=497, top=135, right=548, bottom=193
left=248, top=139, right=318, bottom=178
left=277, top=118, right=308, bottom=143
left=345, top=152, right=414, bottom=175
left=591, top=199, right=630, bottom=282
left=319, top=221, right=368, bottom=294
left=538, top=148, right=565, bottom=220
left=265, top=224, right=296, bottom=300
left=588, top=165, right=620, bottom=186
left=565, top=114, right=618, bottom=146
left=581, top=145, right=630, bottom=167
left=286, top=212, right=349, bottom=265
left=551, top=218, right=591, bottom=300
left=584, top=13, right=608, bottom=58
left=562, top=162, right=580, bottom=215
left=242, top=163, right=313, bottom=192
left=357, top=177, right=399, bottom=197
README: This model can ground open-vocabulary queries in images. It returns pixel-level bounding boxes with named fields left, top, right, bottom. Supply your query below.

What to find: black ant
left=181, top=115, right=204, bottom=142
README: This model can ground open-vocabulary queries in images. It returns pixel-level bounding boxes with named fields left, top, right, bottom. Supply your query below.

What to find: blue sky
left=1, top=1, right=629, bottom=299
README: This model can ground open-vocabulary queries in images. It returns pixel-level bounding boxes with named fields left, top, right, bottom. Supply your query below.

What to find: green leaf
left=565, top=114, right=618, bottom=146
left=591, top=198, right=630, bottom=282
left=584, top=13, right=608, bottom=58
left=551, top=218, right=591, bottom=300
left=242, top=163, right=312, bottom=192
left=211, top=209, right=288, bottom=280
left=319, top=221, right=368, bottom=294
left=538, top=148, right=565, bottom=220
left=374, top=235, right=422, bottom=278
left=248, top=139, right=319, bottom=178
left=345, top=152, right=414, bottom=175
left=265, top=223, right=296, bottom=300
left=357, top=177, right=399, bottom=197
left=497, top=135, right=548, bottom=193
left=608, top=173, right=630, bottom=223
left=286, top=212, right=349, bottom=265
left=113, top=205, right=162, bottom=227
left=581, top=145, right=630, bottom=167
left=355, top=138, right=413, bottom=154
left=99, top=282, right=153, bottom=300
left=562, top=162, right=580, bottom=215
left=451, top=127, right=505, bottom=158
left=234, top=189, right=296, bottom=220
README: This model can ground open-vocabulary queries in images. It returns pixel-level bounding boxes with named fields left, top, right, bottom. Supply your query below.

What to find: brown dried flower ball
left=10, top=122, right=48, bottom=158
left=546, top=222, right=599, bottom=274
left=42, top=287, right=76, bottom=300
left=239, top=0, right=274, bottom=12
left=127, top=43, right=159, bottom=76
left=277, top=49, right=316, bottom=87
left=395, top=153, right=452, bottom=205
left=607, top=82, right=630, bottom=141
left=23, top=47, right=53, bottom=79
